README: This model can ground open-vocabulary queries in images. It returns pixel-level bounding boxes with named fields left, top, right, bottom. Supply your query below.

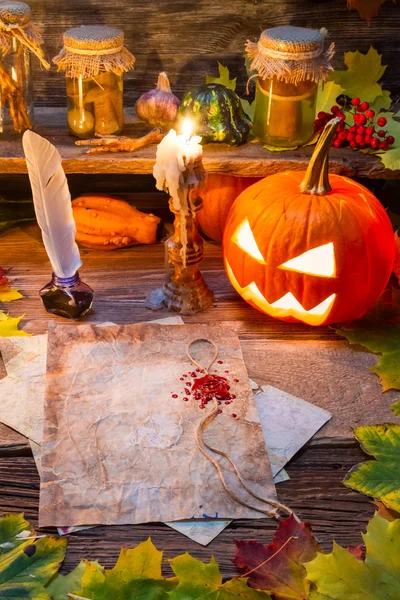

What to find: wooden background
left=29, top=0, right=400, bottom=108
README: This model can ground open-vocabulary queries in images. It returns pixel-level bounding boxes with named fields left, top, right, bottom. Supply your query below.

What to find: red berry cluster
left=314, top=98, right=395, bottom=151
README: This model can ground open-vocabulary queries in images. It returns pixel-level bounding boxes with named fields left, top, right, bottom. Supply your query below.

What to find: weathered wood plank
left=27, top=0, right=400, bottom=108
left=0, top=448, right=375, bottom=576
left=0, top=109, right=398, bottom=178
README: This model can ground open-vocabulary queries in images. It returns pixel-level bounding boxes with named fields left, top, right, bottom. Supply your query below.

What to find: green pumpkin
left=179, top=83, right=251, bottom=146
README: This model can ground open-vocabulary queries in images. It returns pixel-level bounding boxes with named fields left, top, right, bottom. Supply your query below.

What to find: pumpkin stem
left=300, top=117, right=341, bottom=195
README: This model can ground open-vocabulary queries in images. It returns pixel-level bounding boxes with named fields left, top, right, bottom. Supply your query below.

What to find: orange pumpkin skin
left=223, top=172, right=396, bottom=326
left=198, top=174, right=260, bottom=242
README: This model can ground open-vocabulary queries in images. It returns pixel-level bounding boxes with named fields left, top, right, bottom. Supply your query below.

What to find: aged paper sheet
left=39, top=322, right=276, bottom=527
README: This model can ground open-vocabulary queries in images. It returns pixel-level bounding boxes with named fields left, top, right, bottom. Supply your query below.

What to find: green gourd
left=179, top=83, right=251, bottom=146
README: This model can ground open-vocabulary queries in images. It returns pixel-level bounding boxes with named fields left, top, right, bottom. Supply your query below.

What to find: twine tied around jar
left=53, top=25, right=135, bottom=79
left=187, top=338, right=295, bottom=521
left=0, top=1, right=49, bottom=69
left=246, top=25, right=335, bottom=86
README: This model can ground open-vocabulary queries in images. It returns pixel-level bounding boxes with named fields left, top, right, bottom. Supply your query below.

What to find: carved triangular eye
left=231, top=219, right=265, bottom=264
left=279, top=243, right=335, bottom=277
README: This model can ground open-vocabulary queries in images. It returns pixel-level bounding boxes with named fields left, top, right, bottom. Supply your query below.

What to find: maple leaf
left=392, top=400, right=400, bottom=416
left=335, top=320, right=400, bottom=391
left=169, top=553, right=270, bottom=600
left=0, top=513, right=67, bottom=599
left=373, top=500, right=400, bottom=521
left=316, top=79, right=345, bottom=115
left=74, top=538, right=176, bottom=600
left=233, top=515, right=320, bottom=600
left=0, top=310, right=30, bottom=337
left=344, top=424, right=400, bottom=511
left=0, top=284, right=23, bottom=302
left=332, top=47, right=387, bottom=105
left=305, top=512, right=400, bottom=599
left=347, top=0, right=395, bottom=23
left=206, top=62, right=237, bottom=91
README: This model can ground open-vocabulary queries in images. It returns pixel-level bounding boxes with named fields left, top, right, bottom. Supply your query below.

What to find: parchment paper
left=39, top=322, right=276, bottom=527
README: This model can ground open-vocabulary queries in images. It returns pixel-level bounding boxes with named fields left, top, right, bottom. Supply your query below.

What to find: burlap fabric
left=0, top=1, right=49, bottom=68
left=53, top=25, right=135, bottom=79
left=246, top=25, right=334, bottom=85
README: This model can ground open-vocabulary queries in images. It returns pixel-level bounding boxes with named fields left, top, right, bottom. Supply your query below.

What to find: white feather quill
left=22, top=130, right=82, bottom=278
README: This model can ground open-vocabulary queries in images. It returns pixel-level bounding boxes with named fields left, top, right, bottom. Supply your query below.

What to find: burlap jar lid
left=246, top=25, right=335, bottom=84
left=53, top=25, right=135, bottom=79
left=0, top=0, right=49, bottom=68
left=0, top=1, right=31, bottom=25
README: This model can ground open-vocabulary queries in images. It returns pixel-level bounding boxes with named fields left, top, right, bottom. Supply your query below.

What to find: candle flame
left=182, top=119, right=192, bottom=142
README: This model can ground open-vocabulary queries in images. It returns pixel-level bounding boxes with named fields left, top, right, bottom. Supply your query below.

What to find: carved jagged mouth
left=226, top=262, right=336, bottom=326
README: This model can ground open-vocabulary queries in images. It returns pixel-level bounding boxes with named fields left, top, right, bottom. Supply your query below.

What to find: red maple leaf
left=346, top=544, right=364, bottom=560
left=234, top=515, right=320, bottom=600
left=347, top=0, right=395, bottom=24
left=0, top=267, right=8, bottom=287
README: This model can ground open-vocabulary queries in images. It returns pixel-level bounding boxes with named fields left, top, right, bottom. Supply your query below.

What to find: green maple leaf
left=392, top=401, right=400, bottom=416
left=347, top=0, right=394, bottom=23
left=332, top=47, right=388, bottom=105
left=206, top=62, right=237, bottom=91
left=74, top=538, right=176, bottom=600
left=344, top=424, right=400, bottom=512
left=316, top=79, right=345, bottom=115
left=46, top=560, right=101, bottom=600
left=0, top=513, right=67, bottom=599
left=380, top=147, right=400, bottom=171
left=169, top=554, right=271, bottom=600
left=335, top=320, right=400, bottom=391
left=305, top=513, right=400, bottom=599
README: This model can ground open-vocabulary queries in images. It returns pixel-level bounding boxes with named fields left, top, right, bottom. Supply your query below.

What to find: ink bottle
left=40, top=272, right=94, bottom=320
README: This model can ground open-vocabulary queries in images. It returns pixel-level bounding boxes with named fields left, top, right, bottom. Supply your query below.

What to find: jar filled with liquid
left=246, top=26, right=334, bottom=149
left=0, top=1, right=50, bottom=136
left=53, top=25, right=135, bottom=138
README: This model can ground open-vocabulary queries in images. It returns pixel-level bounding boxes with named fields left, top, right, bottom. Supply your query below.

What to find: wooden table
left=1, top=223, right=399, bottom=577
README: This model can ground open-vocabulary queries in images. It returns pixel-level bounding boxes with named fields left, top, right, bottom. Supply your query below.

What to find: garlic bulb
left=135, top=72, right=180, bottom=127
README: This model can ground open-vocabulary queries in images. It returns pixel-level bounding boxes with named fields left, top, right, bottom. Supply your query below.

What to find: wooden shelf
left=0, top=108, right=398, bottom=178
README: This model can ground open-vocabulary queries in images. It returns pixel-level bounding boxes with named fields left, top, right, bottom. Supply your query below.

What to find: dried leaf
left=344, top=424, right=400, bottom=511
left=74, top=538, right=176, bottom=600
left=305, top=513, right=400, bottom=599
left=0, top=284, right=23, bottom=302
left=169, top=553, right=270, bottom=600
left=373, top=500, right=400, bottom=521
left=335, top=321, right=400, bottom=391
left=0, top=310, right=30, bottom=337
left=0, top=513, right=66, bottom=599
left=347, top=0, right=394, bottom=23
left=234, top=515, right=320, bottom=599
left=206, top=62, right=237, bottom=91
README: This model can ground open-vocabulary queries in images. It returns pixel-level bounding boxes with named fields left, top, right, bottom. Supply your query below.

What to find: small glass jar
left=53, top=25, right=135, bottom=139
left=0, top=1, right=49, bottom=136
left=246, top=26, right=334, bottom=149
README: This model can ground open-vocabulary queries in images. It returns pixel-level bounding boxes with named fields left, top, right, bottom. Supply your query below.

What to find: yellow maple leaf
left=0, top=284, right=23, bottom=302
left=0, top=310, right=30, bottom=337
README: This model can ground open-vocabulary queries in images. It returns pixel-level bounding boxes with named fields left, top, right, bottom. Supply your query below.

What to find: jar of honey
left=246, top=26, right=334, bottom=149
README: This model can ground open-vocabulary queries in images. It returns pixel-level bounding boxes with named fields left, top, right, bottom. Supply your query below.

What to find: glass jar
left=0, top=1, right=49, bottom=137
left=246, top=26, right=334, bottom=149
left=53, top=25, right=135, bottom=139
left=66, top=71, right=123, bottom=138
left=0, top=36, right=33, bottom=135
left=40, top=273, right=94, bottom=320
left=253, top=77, right=318, bottom=148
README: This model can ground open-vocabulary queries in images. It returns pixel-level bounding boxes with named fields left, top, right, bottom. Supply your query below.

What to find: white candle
left=153, top=119, right=203, bottom=266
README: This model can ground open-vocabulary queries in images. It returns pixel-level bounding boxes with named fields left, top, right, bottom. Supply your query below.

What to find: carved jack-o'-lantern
left=223, top=118, right=396, bottom=326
